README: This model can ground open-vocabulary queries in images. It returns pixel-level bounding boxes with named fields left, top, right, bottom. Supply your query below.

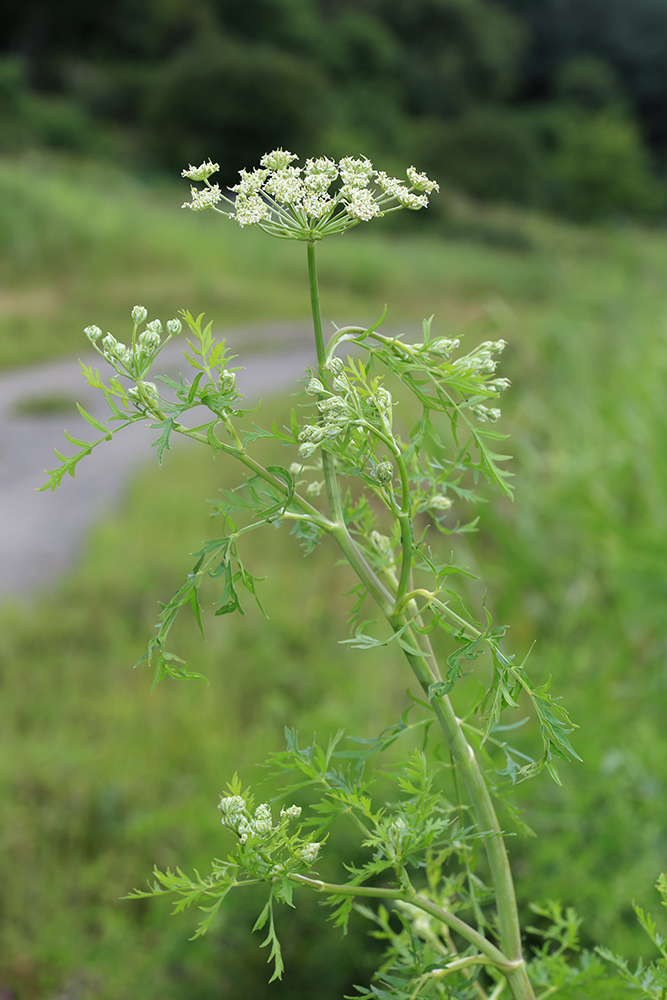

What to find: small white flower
left=302, top=192, right=332, bottom=218
left=343, top=187, right=381, bottom=221
left=406, top=165, right=439, bottom=193
left=339, top=156, right=374, bottom=187
left=297, top=842, right=320, bottom=864
left=304, top=156, right=338, bottom=192
left=260, top=149, right=299, bottom=170
left=167, top=318, right=182, bottom=336
left=84, top=324, right=102, bottom=343
left=233, top=193, right=270, bottom=227
left=182, top=184, right=223, bottom=212
left=232, top=168, right=268, bottom=197
left=131, top=305, right=148, bottom=324
left=264, top=167, right=304, bottom=205
left=181, top=160, right=219, bottom=181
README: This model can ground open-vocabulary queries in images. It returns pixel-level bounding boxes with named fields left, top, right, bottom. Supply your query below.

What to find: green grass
left=3, top=152, right=667, bottom=997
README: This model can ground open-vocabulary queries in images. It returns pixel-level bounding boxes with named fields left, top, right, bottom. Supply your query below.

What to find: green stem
left=303, top=240, right=533, bottom=1000
left=288, top=874, right=515, bottom=970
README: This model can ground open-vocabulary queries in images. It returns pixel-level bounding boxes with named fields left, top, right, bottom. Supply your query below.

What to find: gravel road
left=0, top=323, right=315, bottom=599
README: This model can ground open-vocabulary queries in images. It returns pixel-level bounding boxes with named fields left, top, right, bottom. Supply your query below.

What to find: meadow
left=1, top=153, right=667, bottom=998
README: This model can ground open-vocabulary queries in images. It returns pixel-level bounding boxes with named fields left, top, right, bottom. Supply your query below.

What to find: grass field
left=2, top=152, right=667, bottom=998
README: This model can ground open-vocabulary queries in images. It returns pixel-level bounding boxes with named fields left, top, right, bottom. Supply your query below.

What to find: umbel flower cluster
left=181, top=150, right=439, bottom=240
left=218, top=795, right=320, bottom=865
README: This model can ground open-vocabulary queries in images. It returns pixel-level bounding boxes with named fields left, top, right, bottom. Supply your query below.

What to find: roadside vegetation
left=1, top=152, right=667, bottom=997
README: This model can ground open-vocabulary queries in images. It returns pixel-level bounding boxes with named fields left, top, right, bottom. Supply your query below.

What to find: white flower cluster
left=181, top=149, right=439, bottom=239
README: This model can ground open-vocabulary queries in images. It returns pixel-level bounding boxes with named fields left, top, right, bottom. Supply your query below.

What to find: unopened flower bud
left=219, top=795, right=246, bottom=830
left=299, top=442, right=317, bottom=459
left=298, top=842, right=320, bottom=864
left=375, top=388, right=391, bottom=410
left=145, top=319, right=162, bottom=336
left=427, top=494, right=453, bottom=512
left=218, top=371, right=236, bottom=393
left=280, top=805, right=302, bottom=822
left=306, top=378, right=325, bottom=395
left=84, top=324, right=102, bottom=343
left=131, top=305, right=148, bottom=324
left=332, top=375, right=348, bottom=393
left=376, top=461, right=393, bottom=485
left=167, top=318, right=182, bottom=336
left=325, top=357, right=344, bottom=375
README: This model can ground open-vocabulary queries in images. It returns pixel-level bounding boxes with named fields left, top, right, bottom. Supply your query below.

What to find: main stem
left=305, top=241, right=534, bottom=1000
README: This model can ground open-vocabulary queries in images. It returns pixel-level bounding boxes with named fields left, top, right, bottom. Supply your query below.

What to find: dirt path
left=0, top=323, right=315, bottom=599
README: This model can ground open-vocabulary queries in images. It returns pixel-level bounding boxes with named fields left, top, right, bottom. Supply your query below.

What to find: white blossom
left=339, top=156, right=374, bottom=187
left=343, top=187, right=381, bottom=221
left=233, top=194, right=270, bottom=227
left=181, top=160, right=219, bottom=181
left=232, top=168, right=268, bottom=197
left=406, top=165, right=439, bottom=193
left=182, top=184, right=223, bottom=211
left=260, top=148, right=298, bottom=170
left=302, top=192, right=331, bottom=218
left=304, top=156, right=338, bottom=191
left=264, top=167, right=305, bottom=205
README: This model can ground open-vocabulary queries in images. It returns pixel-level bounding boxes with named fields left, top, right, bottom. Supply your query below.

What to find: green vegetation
left=3, top=156, right=667, bottom=996
left=2, top=1, right=667, bottom=219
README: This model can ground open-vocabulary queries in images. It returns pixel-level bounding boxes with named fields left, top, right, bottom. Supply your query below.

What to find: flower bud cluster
left=181, top=150, right=439, bottom=239
left=452, top=340, right=506, bottom=378
left=219, top=796, right=305, bottom=845
left=471, top=405, right=502, bottom=423
left=297, top=842, right=321, bottom=865
left=429, top=337, right=460, bottom=357
left=85, top=307, right=181, bottom=382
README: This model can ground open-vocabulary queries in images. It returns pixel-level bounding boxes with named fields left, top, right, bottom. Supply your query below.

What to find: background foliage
left=2, top=0, right=667, bottom=219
